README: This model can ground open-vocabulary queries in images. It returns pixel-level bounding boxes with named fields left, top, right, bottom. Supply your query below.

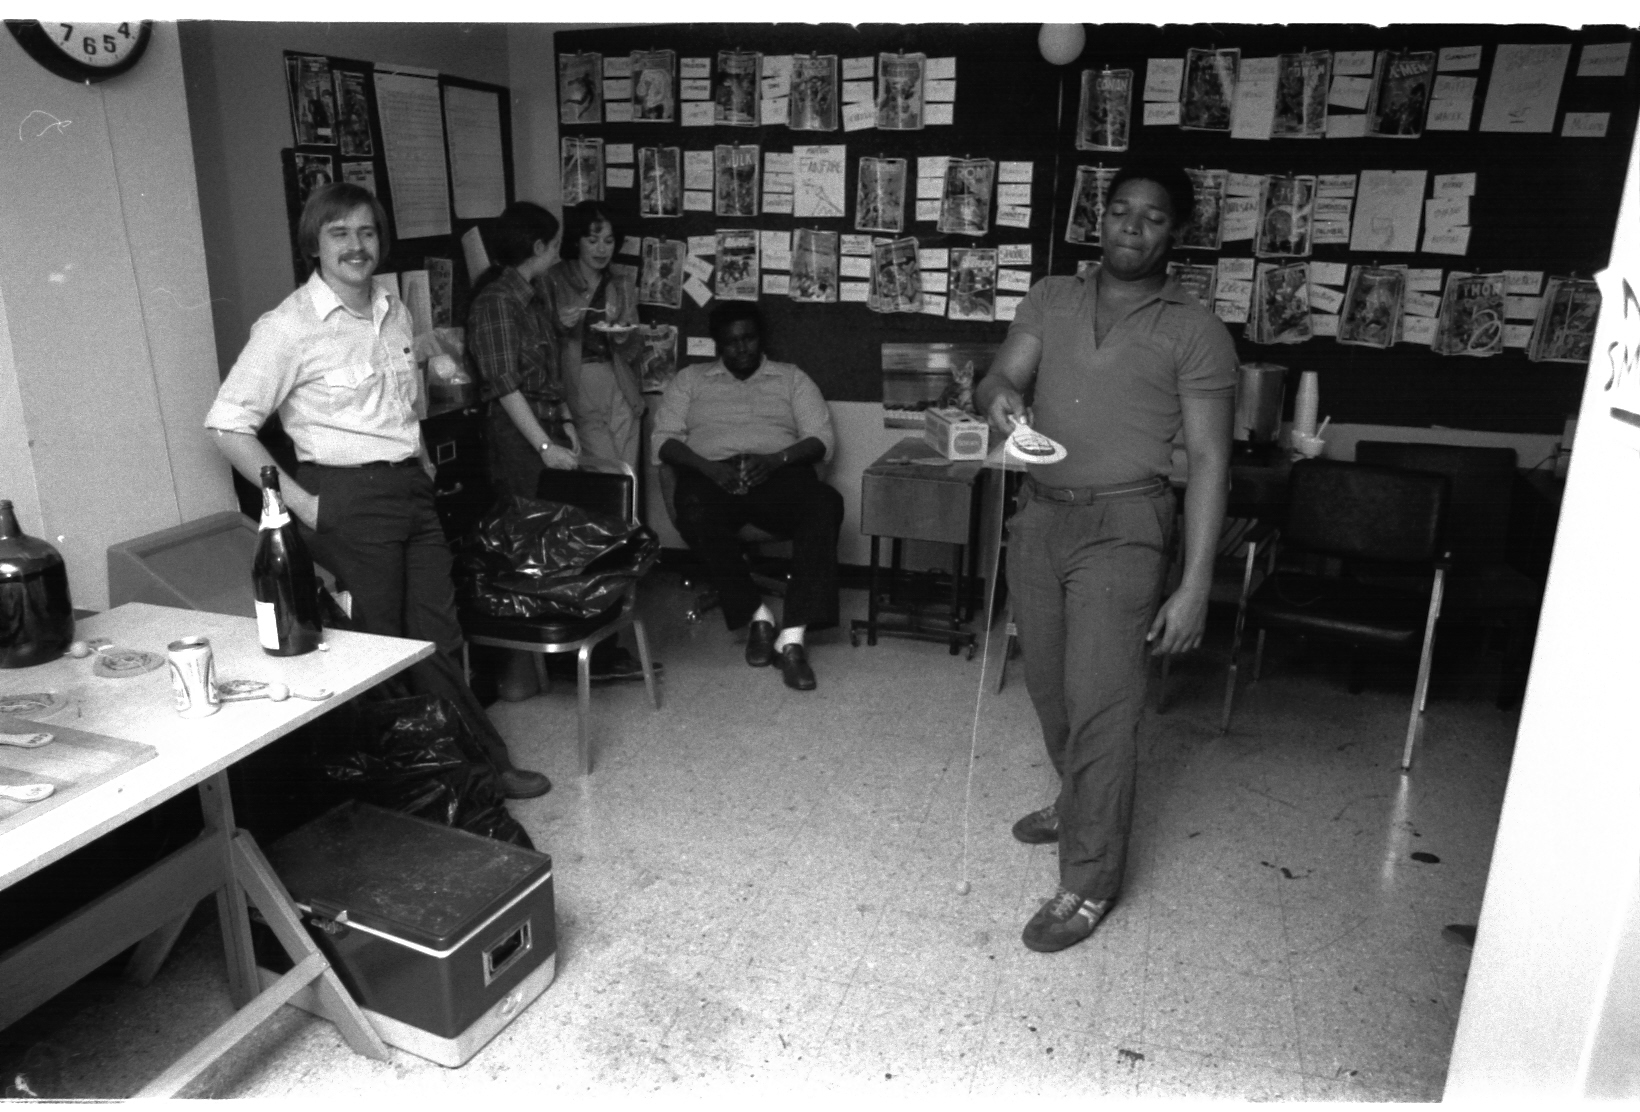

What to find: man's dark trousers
left=296, top=461, right=515, bottom=768
left=671, top=462, right=843, bottom=631
left=1006, top=481, right=1176, bottom=902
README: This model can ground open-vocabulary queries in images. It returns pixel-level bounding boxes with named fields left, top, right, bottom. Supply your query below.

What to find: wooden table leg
left=197, top=773, right=257, bottom=1009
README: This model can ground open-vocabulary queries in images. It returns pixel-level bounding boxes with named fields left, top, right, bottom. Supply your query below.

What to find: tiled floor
left=1, top=573, right=1518, bottom=1100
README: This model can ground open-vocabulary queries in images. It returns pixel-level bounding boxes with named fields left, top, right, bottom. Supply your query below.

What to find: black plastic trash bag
left=455, top=495, right=659, bottom=620
left=319, top=692, right=532, bottom=849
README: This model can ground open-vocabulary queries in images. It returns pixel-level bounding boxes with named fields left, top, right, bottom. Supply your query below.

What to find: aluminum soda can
left=167, top=636, right=220, bottom=718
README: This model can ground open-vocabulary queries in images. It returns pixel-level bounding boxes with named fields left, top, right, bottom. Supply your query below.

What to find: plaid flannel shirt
left=465, top=267, right=563, bottom=413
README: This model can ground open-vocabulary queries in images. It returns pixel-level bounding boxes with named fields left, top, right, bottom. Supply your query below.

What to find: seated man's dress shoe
left=777, top=643, right=816, bottom=690
left=745, top=620, right=776, bottom=667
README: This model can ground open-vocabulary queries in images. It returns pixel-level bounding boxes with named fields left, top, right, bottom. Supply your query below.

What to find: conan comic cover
left=1076, top=67, right=1133, bottom=152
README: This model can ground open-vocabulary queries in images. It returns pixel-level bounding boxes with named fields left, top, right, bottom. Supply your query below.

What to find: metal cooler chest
left=262, top=800, right=556, bottom=1067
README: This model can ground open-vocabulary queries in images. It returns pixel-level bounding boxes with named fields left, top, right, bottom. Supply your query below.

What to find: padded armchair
left=1352, top=441, right=1541, bottom=708
left=459, top=459, right=659, bottom=775
left=1222, top=459, right=1449, bottom=770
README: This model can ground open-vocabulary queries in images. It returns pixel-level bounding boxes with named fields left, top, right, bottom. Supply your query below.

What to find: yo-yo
left=1005, top=415, right=1067, bottom=464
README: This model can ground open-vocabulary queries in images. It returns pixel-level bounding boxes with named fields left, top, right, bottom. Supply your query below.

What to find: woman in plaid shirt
left=466, top=202, right=578, bottom=502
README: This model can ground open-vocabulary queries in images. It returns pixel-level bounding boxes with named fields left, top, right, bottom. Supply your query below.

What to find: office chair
left=1222, top=459, right=1449, bottom=770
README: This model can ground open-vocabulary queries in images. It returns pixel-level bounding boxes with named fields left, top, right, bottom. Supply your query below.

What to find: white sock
left=752, top=604, right=776, bottom=627
left=774, top=625, right=805, bottom=651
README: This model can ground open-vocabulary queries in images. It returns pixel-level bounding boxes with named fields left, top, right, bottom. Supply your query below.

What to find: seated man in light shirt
left=203, top=182, right=550, bottom=800
left=654, top=302, right=843, bottom=691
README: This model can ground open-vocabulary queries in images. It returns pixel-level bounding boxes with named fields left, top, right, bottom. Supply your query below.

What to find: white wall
left=1445, top=114, right=1640, bottom=1099
left=0, top=22, right=233, bottom=609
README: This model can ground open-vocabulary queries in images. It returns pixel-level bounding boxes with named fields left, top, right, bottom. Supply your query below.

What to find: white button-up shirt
left=205, top=271, right=425, bottom=465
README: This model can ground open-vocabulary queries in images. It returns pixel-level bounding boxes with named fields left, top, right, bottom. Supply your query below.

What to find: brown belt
left=1024, top=475, right=1167, bottom=505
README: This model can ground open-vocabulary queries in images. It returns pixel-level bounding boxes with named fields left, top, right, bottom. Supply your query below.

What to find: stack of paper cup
left=1293, top=371, right=1320, bottom=439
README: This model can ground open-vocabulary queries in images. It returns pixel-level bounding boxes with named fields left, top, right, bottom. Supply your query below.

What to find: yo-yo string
left=960, top=443, right=1017, bottom=893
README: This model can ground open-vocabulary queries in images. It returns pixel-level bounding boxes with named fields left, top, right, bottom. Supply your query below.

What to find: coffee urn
left=1233, top=362, right=1288, bottom=458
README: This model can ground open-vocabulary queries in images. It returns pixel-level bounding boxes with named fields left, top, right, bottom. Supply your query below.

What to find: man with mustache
left=205, top=183, right=551, bottom=800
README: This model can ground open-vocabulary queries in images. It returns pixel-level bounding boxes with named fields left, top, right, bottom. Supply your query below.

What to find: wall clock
left=6, top=21, right=153, bottom=84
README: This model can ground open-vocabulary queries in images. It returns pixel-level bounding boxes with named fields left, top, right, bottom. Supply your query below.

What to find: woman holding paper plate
left=546, top=201, right=644, bottom=474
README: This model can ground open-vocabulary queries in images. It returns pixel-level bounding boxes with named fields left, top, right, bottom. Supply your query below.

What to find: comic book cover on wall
left=634, top=323, right=679, bottom=392
left=427, top=257, right=452, bottom=327
left=1076, top=68, right=1133, bottom=152
left=334, top=71, right=373, bottom=157
left=856, top=157, right=907, bottom=234
left=715, top=229, right=760, bottom=302
left=1251, top=263, right=1313, bottom=344
left=639, top=147, right=681, bottom=217
left=286, top=54, right=337, bottom=146
left=1180, top=48, right=1238, bottom=131
left=716, top=50, right=760, bottom=127
left=639, top=238, right=685, bottom=309
left=938, top=158, right=995, bottom=237
left=631, top=50, right=677, bottom=123
left=293, top=152, right=336, bottom=209
left=1181, top=168, right=1227, bottom=250
left=1432, top=272, right=1507, bottom=356
left=715, top=145, right=760, bottom=217
left=1166, top=262, right=1217, bottom=307
left=791, top=229, right=840, bottom=303
left=558, top=52, right=603, bottom=125
left=877, top=53, right=926, bottom=131
left=790, top=55, right=840, bottom=131
left=1366, top=51, right=1434, bottom=139
left=562, top=137, right=604, bottom=205
left=869, top=237, right=923, bottom=313
left=1273, top=51, right=1330, bottom=139
left=1336, top=266, right=1405, bottom=349
left=1255, top=176, right=1316, bottom=257
left=948, top=248, right=997, bottom=322
left=1530, top=277, right=1602, bottom=363
left=1065, top=165, right=1115, bottom=246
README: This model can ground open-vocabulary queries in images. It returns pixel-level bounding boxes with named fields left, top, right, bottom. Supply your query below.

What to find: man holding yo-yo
left=975, top=159, right=1237, bottom=952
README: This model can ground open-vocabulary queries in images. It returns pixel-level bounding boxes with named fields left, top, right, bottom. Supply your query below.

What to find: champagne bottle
left=252, top=466, right=322, bottom=656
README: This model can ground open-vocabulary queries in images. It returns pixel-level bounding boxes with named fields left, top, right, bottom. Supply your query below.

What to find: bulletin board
left=555, top=23, right=1057, bottom=404
left=556, top=22, right=1638, bottom=435
left=279, top=50, right=515, bottom=326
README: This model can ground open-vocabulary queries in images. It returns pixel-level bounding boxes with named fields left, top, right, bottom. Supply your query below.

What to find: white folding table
left=0, top=603, right=434, bottom=1097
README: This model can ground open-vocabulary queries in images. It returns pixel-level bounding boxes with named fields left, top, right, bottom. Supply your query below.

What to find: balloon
left=1037, top=24, right=1086, bottom=66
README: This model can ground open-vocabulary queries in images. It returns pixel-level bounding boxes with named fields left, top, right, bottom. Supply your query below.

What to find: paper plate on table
left=588, top=321, right=636, bottom=333
left=0, top=691, right=71, bottom=720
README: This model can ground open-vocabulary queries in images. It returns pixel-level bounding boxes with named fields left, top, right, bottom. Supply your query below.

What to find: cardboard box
left=923, top=407, right=990, bottom=461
